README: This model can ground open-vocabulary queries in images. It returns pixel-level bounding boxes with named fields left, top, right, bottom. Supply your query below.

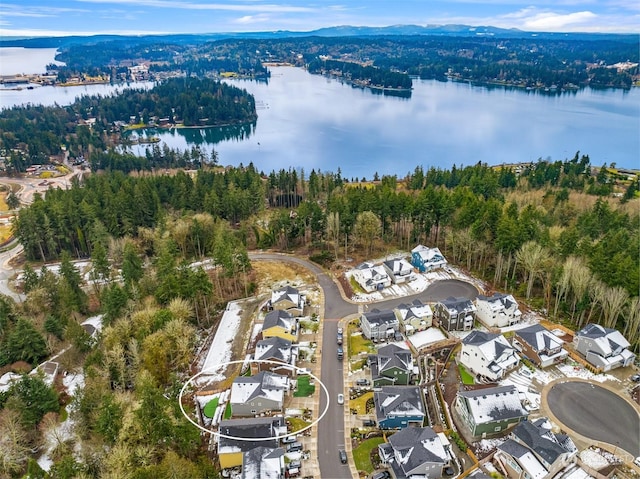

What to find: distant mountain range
left=0, top=24, right=636, bottom=48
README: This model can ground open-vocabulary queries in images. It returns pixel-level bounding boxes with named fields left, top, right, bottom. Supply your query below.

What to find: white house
left=378, top=427, right=450, bottom=479
left=360, top=308, right=400, bottom=341
left=395, top=299, right=433, bottom=335
left=475, top=293, right=522, bottom=328
left=411, top=245, right=447, bottom=272
left=382, top=258, right=416, bottom=284
left=573, top=323, right=635, bottom=371
left=460, top=331, right=520, bottom=382
left=351, top=262, right=392, bottom=293
left=268, top=285, right=306, bottom=316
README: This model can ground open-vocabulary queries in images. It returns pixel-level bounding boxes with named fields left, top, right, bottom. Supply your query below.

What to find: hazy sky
left=1, top=0, right=639, bottom=37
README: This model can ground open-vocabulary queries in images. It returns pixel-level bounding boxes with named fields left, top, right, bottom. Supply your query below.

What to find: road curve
left=546, top=380, right=640, bottom=458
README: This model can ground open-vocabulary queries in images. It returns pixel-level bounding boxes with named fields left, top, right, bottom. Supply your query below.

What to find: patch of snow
left=579, top=449, right=609, bottom=470
left=408, top=327, right=447, bottom=350
left=556, top=363, right=617, bottom=383
left=474, top=437, right=506, bottom=454
left=197, top=301, right=243, bottom=385
left=62, top=372, right=85, bottom=396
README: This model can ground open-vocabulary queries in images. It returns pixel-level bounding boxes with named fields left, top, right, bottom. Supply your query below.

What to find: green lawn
left=348, top=330, right=375, bottom=356
left=458, top=364, right=475, bottom=385
left=203, top=397, right=219, bottom=418
left=224, top=401, right=232, bottom=419
left=350, top=391, right=373, bottom=415
left=353, top=437, right=385, bottom=473
left=288, top=417, right=311, bottom=433
left=294, top=375, right=315, bottom=397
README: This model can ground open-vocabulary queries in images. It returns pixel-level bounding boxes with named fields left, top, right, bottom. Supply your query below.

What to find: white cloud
left=234, top=13, right=272, bottom=24
left=0, top=3, right=88, bottom=18
left=76, top=0, right=316, bottom=13
left=521, top=10, right=598, bottom=29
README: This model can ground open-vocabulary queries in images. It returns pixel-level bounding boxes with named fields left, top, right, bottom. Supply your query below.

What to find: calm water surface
left=1, top=49, right=638, bottom=177
left=0, top=47, right=64, bottom=75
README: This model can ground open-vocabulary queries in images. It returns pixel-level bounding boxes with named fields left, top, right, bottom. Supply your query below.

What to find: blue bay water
left=1, top=49, right=638, bottom=178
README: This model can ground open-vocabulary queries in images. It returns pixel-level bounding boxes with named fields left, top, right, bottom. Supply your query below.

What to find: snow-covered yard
left=197, top=301, right=243, bottom=385
left=408, top=327, right=447, bottom=350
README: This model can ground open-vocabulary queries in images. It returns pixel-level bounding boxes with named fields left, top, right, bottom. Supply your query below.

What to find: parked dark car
left=356, top=378, right=370, bottom=386
left=339, top=449, right=348, bottom=464
left=372, top=471, right=390, bottom=479
left=362, top=419, right=377, bottom=427
left=444, top=466, right=455, bottom=476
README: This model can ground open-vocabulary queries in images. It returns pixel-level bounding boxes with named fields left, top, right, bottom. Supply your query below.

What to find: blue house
left=374, top=386, right=425, bottom=429
left=411, top=245, right=447, bottom=273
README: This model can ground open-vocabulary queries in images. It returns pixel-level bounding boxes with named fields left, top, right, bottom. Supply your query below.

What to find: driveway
left=546, top=380, right=640, bottom=458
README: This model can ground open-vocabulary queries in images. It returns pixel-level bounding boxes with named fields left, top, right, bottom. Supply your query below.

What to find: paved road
left=547, top=381, right=640, bottom=457
left=249, top=253, right=478, bottom=479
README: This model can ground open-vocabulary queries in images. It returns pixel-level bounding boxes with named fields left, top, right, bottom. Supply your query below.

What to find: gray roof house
left=456, top=385, right=528, bottom=438
left=460, top=331, right=520, bottom=382
left=433, top=297, right=477, bottom=332
left=475, top=293, right=522, bottom=328
left=261, top=309, right=297, bottom=342
left=495, top=418, right=577, bottom=479
left=370, top=343, right=415, bottom=386
left=395, top=299, right=433, bottom=335
left=382, top=258, right=416, bottom=284
left=361, top=308, right=400, bottom=341
left=268, top=286, right=306, bottom=316
left=218, top=417, right=287, bottom=469
left=374, top=386, right=426, bottom=429
left=512, top=324, right=568, bottom=368
left=351, top=262, right=392, bottom=293
left=253, top=337, right=297, bottom=377
left=379, top=427, right=450, bottom=479
left=573, top=323, right=635, bottom=371
left=242, top=446, right=285, bottom=479
left=230, top=371, right=290, bottom=417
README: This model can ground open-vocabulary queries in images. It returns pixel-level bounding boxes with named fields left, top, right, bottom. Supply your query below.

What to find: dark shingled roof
left=512, top=420, right=571, bottom=466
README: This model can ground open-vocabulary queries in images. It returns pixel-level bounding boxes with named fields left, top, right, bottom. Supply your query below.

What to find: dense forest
left=307, top=58, right=413, bottom=89
left=1, top=155, right=639, bottom=477
left=36, top=34, right=639, bottom=90
left=0, top=78, right=256, bottom=173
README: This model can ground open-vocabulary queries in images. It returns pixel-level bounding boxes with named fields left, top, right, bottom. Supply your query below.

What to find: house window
left=251, top=410, right=256, bottom=414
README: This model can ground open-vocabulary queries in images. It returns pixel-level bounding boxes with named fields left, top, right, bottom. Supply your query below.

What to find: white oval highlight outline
left=179, top=359, right=330, bottom=441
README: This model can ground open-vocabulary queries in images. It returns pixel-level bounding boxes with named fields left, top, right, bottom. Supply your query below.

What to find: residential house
left=456, top=385, right=528, bottom=438
left=395, top=299, right=433, bottom=335
left=360, top=308, right=400, bottom=341
left=261, top=310, right=297, bottom=342
left=475, top=293, right=522, bottom=328
left=374, top=386, right=426, bottom=429
left=512, top=324, right=568, bottom=368
left=574, top=323, right=636, bottom=371
left=495, top=418, right=577, bottom=479
left=241, top=446, right=285, bottom=479
left=433, top=297, right=477, bottom=332
left=268, top=286, right=306, bottom=316
left=218, top=417, right=287, bottom=469
left=252, top=337, right=296, bottom=377
left=352, top=262, right=392, bottom=293
left=379, top=426, right=450, bottom=479
left=411, top=245, right=447, bottom=272
left=460, top=331, right=520, bottom=382
left=370, top=344, right=415, bottom=387
left=230, top=371, right=290, bottom=417
left=382, top=258, right=416, bottom=284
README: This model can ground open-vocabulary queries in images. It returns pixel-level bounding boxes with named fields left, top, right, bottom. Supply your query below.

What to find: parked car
left=356, top=378, right=370, bottom=386
left=362, top=419, right=376, bottom=427
left=288, top=460, right=301, bottom=470
left=630, top=374, right=640, bottom=382
left=444, top=466, right=455, bottom=476
left=286, top=442, right=303, bottom=453
left=281, top=435, right=297, bottom=444
left=337, top=393, right=344, bottom=405
left=372, top=471, right=390, bottom=479
left=339, top=449, right=348, bottom=464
